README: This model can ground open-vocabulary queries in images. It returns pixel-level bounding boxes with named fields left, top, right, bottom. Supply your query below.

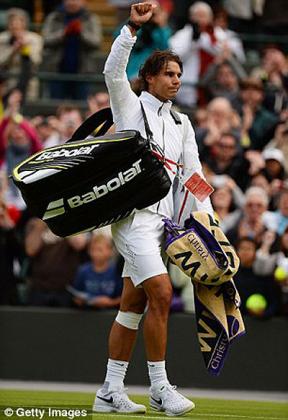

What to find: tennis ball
left=246, top=294, right=267, bottom=312
left=274, top=266, right=287, bottom=282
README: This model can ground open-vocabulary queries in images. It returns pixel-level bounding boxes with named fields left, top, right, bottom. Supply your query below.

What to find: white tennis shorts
left=111, top=209, right=168, bottom=286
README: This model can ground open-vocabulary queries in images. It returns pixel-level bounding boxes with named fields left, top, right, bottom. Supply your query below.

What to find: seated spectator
left=196, top=97, right=241, bottom=155
left=210, top=177, right=244, bottom=232
left=0, top=113, right=42, bottom=209
left=124, top=0, right=172, bottom=81
left=33, top=116, right=61, bottom=149
left=249, top=170, right=276, bottom=210
left=235, top=78, right=280, bottom=151
left=262, top=147, right=287, bottom=182
left=263, top=188, right=288, bottom=236
left=201, top=60, right=246, bottom=102
left=169, top=2, right=245, bottom=107
left=0, top=8, right=42, bottom=100
left=87, top=91, right=110, bottom=117
left=47, top=104, right=83, bottom=145
left=265, top=117, right=288, bottom=174
left=42, top=0, right=102, bottom=100
left=234, top=237, right=281, bottom=318
left=201, top=132, right=250, bottom=191
left=251, top=46, right=288, bottom=115
left=226, top=186, right=270, bottom=246
left=25, top=218, right=87, bottom=307
left=71, top=233, right=122, bottom=309
left=261, top=148, right=287, bottom=204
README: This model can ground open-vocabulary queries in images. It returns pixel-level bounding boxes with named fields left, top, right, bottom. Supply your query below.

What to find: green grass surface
left=0, top=390, right=287, bottom=420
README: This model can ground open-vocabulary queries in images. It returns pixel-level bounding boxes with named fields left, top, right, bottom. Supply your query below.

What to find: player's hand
left=130, top=2, right=157, bottom=27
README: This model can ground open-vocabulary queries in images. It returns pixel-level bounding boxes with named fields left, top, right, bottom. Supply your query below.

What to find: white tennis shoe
left=150, top=382, right=195, bottom=416
left=93, top=385, right=146, bottom=414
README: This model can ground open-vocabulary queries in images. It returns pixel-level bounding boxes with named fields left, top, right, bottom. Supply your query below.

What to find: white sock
left=147, top=360, right=169, bottom=386
left=104, top=358, right=129, bottom=390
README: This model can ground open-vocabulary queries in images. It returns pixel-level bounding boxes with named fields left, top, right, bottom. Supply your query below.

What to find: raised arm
left=103, top=2, right=156, bottom=126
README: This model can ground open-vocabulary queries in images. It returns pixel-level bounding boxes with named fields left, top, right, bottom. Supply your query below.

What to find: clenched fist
left=130, top=2, right=157, bottom=28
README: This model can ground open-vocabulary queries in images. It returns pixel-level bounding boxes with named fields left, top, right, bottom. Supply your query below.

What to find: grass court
left=0, top=390, right=287, bottom=420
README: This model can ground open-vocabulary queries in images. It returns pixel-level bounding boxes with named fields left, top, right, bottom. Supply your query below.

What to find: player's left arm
left=182, top=115, right=214, bottom=215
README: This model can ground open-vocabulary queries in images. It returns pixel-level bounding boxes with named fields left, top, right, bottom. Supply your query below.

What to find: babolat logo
left=36, top=145, right=99, bottom=160
left=68, top=159, right=142, bottom=208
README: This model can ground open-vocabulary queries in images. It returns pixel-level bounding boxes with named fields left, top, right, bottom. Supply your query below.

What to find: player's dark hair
left=138, top=50, right=183, bottom=91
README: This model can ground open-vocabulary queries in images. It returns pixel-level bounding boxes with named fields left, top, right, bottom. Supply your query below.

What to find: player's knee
left=115, top=310, right=144, bottom=330
left=149, top=284, right=172, bottom=313
left=120, top=293, right=147, bottom=314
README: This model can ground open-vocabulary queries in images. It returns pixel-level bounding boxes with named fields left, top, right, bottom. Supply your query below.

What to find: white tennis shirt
left=104, top=25, right=213, bottom=220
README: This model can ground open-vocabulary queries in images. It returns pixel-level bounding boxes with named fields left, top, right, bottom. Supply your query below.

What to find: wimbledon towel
left=164, top=211, right=245, bottom=375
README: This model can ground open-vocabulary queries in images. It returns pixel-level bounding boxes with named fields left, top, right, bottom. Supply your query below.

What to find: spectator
left=0, top=112, right=42, bottom=168
left=25, top=218, right=87, bottom=307
left=263, top=188, right=288, bottom=236
left=201, top=132, right=250, bottom=191
left=226, top=186, right=269, bottom=246
left=42, top=0, right=102, bottom=99
left=210, top=178, right=244, bottom=232
left=213, top=8, right=246, bottom=63
left=169, top=2, right=245, bottom=107
left=249, top=170, right=275, bottom=210
left=0, top=113, right=42, bottom=209
left=234, top=236, right=281, bottom=318
left=33, top=116, right=61, bottom=149
left=265, top=118, right=288, bottom=174
left=201, top=60, right=246, bottom=102
left=71, top=233, right=123, bottom=309
left=262, top=148, right=287, bottom=204
left=47, top=104, right=83, bottom=145
left=251, top=46, right=288, bottom=115
left=87, top=91, right=110, bottom=116
left=0, top=8, right=43, bottom=100
left=124, top=0, right=172, bottom=81
left=196, top=97, right=241, bottom=155
left=236, top=78, right=280, bottom=151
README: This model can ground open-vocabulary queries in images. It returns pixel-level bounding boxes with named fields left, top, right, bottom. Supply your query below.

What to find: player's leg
left=109, top=276, right=147, bottom=361
left=142, top=273, right=172, bottom=360
left=93, top=277, right=147, bottom=414
left=142, top=274, right=195, bottom=417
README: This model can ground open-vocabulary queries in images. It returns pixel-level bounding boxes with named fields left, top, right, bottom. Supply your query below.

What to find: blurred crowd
left=0, top=0, right=288, bottom=319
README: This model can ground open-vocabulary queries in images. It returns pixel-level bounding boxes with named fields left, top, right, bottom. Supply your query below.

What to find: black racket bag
left=12, top=107, right=171, bottom=236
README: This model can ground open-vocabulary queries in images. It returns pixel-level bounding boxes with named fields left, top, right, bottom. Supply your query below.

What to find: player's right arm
left=103, top=3, right=156, bottom=127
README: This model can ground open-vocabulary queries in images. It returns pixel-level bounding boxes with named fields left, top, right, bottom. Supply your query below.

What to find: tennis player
left=93, top=2, right=213, bottom=416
